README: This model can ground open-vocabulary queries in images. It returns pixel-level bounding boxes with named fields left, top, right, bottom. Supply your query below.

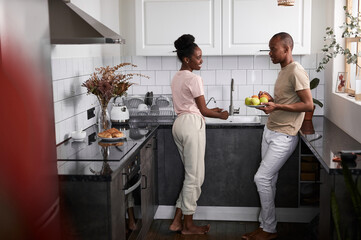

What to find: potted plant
left=304, top=77, right=324, bottom=121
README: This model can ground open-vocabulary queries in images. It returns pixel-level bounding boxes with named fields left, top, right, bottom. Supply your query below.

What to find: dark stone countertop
left=300, top=116, right=361, bottom=174
left=57, top=115, right=361, bottom=180
left=57, top=123, right=158, bottom=181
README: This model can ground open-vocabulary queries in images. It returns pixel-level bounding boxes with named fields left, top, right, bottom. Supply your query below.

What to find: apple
left=245, top=97, right=253, bottom=105
left=260, top=97, right=268, bottom=104
left=251, top=97, right=260, bottom=105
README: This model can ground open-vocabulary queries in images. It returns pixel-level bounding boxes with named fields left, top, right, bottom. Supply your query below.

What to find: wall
left=51, top=0, right=123, bottom=144
left=52, top=0, right=328, bottom=144
left=323, top=0, right=361, bottom=144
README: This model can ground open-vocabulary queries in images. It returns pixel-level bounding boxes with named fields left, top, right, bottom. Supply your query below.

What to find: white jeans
left=172, top=114, right=206, bottom=215
left=254, top=126, right=299, bottom=233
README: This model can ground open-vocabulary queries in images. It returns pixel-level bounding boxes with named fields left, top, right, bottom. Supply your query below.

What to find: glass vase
left=98, top=106, right=111, bottom=133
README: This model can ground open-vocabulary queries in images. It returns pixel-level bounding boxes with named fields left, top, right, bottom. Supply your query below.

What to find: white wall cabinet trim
left=222, top=0, right=312, bottom=55
left=135, top=0, right=222, bottom=56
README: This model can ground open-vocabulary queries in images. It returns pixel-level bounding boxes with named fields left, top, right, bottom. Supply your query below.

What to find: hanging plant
left=317, top=6, right=361, bottom=72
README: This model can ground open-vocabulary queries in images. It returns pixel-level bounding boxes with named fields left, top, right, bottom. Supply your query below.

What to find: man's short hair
left=272, top=32, right=294, bottom=50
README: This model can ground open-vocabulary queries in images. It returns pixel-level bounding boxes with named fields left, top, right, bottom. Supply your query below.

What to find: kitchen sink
left=205, top=115, right=261, bottom=125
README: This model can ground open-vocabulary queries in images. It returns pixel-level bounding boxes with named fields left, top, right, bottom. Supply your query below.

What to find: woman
left=169, top=34, right=229, bottom=235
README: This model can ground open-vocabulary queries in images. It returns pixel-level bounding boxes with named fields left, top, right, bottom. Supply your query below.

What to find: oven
left=122, top=153, right=142, bottom=240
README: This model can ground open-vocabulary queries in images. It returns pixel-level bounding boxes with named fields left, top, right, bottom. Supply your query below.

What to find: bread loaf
left=98, top=131, right=112, bottom=138
left=98, top=128, right=124, bottom=139
left=111, top=131, right=124, bottom=138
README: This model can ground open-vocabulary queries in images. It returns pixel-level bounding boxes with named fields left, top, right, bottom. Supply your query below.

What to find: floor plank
left=145, top=219, right=318, bottom=240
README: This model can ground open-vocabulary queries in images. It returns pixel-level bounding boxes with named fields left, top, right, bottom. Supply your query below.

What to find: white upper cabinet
left=135, top=0, right=222, bottom=56
left=135, top=0, right=311, bottom=56
left=222, top=0, right=311, bottom=55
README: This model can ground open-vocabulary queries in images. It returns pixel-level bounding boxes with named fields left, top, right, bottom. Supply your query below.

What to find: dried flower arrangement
left=82, top=63, right=149, bottom=131
left=82, top=63, right=148, bottom=107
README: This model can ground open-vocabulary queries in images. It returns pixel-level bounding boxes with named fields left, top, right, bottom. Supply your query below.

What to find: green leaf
left=313, top=98, right=323, bottom=108
left=341, top=162, right=361, bottom=231
left=331, top=191, right=343, bottom=240
left=310, top=78, right=320, bottom=89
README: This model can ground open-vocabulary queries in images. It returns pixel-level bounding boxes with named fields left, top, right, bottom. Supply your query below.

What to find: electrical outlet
left=87, top=107, right=95, bottom=120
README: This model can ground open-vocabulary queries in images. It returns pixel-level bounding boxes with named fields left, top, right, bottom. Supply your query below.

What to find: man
left=242, top=32, right=314, bottom=240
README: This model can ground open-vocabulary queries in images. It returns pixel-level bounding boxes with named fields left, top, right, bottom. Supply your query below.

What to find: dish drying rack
left=123, top=94, right=175, bottom=119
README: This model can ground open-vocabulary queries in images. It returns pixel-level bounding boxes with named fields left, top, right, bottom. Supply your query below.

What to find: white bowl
left=71, top=130, right=86, bottom=141
left=137, top=103, right=148, bottom=111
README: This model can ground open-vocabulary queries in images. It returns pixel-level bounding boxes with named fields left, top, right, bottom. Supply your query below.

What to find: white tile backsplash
left=262, top=70, right=278, bottom=85
left=254, top=55, right=269, bottom=69
left=232, top=70, right=247, bottom=85
left=238, top=56, right=253, bottom=69
left=207, top=56, right=223, bottom=70
left=155, top=71, right=171, bottom=85
left=207, top=86, right=223, bottom=101
left=222, top=56, right=238, bottom=69
left=140, top=71, right=156, bottom=85
left=247, top=70, right=262, bottom=84
left=201, top=70, right=216, bottom=85
left=147, top=57, right=162, bottom=70
left=161, top=57, right=177, bottom=70
left=52, top=54, right=325, bottom=144
left=216, top=70, right=232, bottom=85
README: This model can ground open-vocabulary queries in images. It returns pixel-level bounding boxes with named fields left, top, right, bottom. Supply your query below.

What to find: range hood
left=48, top=0, right=125, bottom=44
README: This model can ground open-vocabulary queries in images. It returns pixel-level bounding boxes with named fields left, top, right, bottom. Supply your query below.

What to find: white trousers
left=254, top=126, right=299, bottom=233
left=172, top=114, right=206, bottom=215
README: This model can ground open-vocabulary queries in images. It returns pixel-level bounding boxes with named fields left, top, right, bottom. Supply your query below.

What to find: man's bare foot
left=248, top=229, right=277, bottom=240
left=169, top=207, right=183, bottom=232
left=181, top=224, right=210, bottom=235
left=127, top=207, right=136, bottom=231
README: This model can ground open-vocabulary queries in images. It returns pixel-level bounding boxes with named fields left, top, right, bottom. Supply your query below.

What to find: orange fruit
left=252, top=95, right=259, bottom=99
left=260, top=94, right=269, bottom=100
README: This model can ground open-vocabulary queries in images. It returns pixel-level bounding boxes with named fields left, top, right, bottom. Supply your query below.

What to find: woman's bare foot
left=127, top=207, right=137, bottom=231
left=181, top=224, right=210, bottom=235
left=181, top=214, right=210, bottom=235
left=169, top=207, right=183, bottom=232
left=128, top=220, right=136, bottom=231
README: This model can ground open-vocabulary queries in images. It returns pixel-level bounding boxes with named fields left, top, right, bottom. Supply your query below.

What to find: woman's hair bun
left=174, top=34, right=195, bottom=51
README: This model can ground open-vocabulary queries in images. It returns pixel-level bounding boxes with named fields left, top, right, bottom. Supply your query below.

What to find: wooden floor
left=145, top=219, right=318, bottom=240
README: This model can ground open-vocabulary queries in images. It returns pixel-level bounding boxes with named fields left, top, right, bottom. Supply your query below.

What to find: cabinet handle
left=142, top=175, right=148, bottom=189
left=259, top=49, right=270, bottom=52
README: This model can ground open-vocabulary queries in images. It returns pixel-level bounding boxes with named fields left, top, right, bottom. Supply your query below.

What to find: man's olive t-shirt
left=267, top=62, right=310, bottom=136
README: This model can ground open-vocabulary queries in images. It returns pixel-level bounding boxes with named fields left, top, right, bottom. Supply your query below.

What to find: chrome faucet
left=206, top=97, right=216, bottom=106
left=229, top=78, right=240, bottom=115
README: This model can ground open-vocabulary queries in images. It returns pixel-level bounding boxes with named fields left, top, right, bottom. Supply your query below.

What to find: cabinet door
left=157, top=127, right=299, bottom=207
left=222, top=0, right=311, bottom=55
left=135, top=0, right=222, bottom=56
left=140, top=137, right=156, bottom=238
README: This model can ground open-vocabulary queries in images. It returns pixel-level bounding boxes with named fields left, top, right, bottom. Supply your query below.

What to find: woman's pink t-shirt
left=171, top=70, right=204, bottom=117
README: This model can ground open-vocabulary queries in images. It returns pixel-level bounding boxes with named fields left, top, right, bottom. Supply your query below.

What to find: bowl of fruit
left=245, top=92, right=272, bottom=108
